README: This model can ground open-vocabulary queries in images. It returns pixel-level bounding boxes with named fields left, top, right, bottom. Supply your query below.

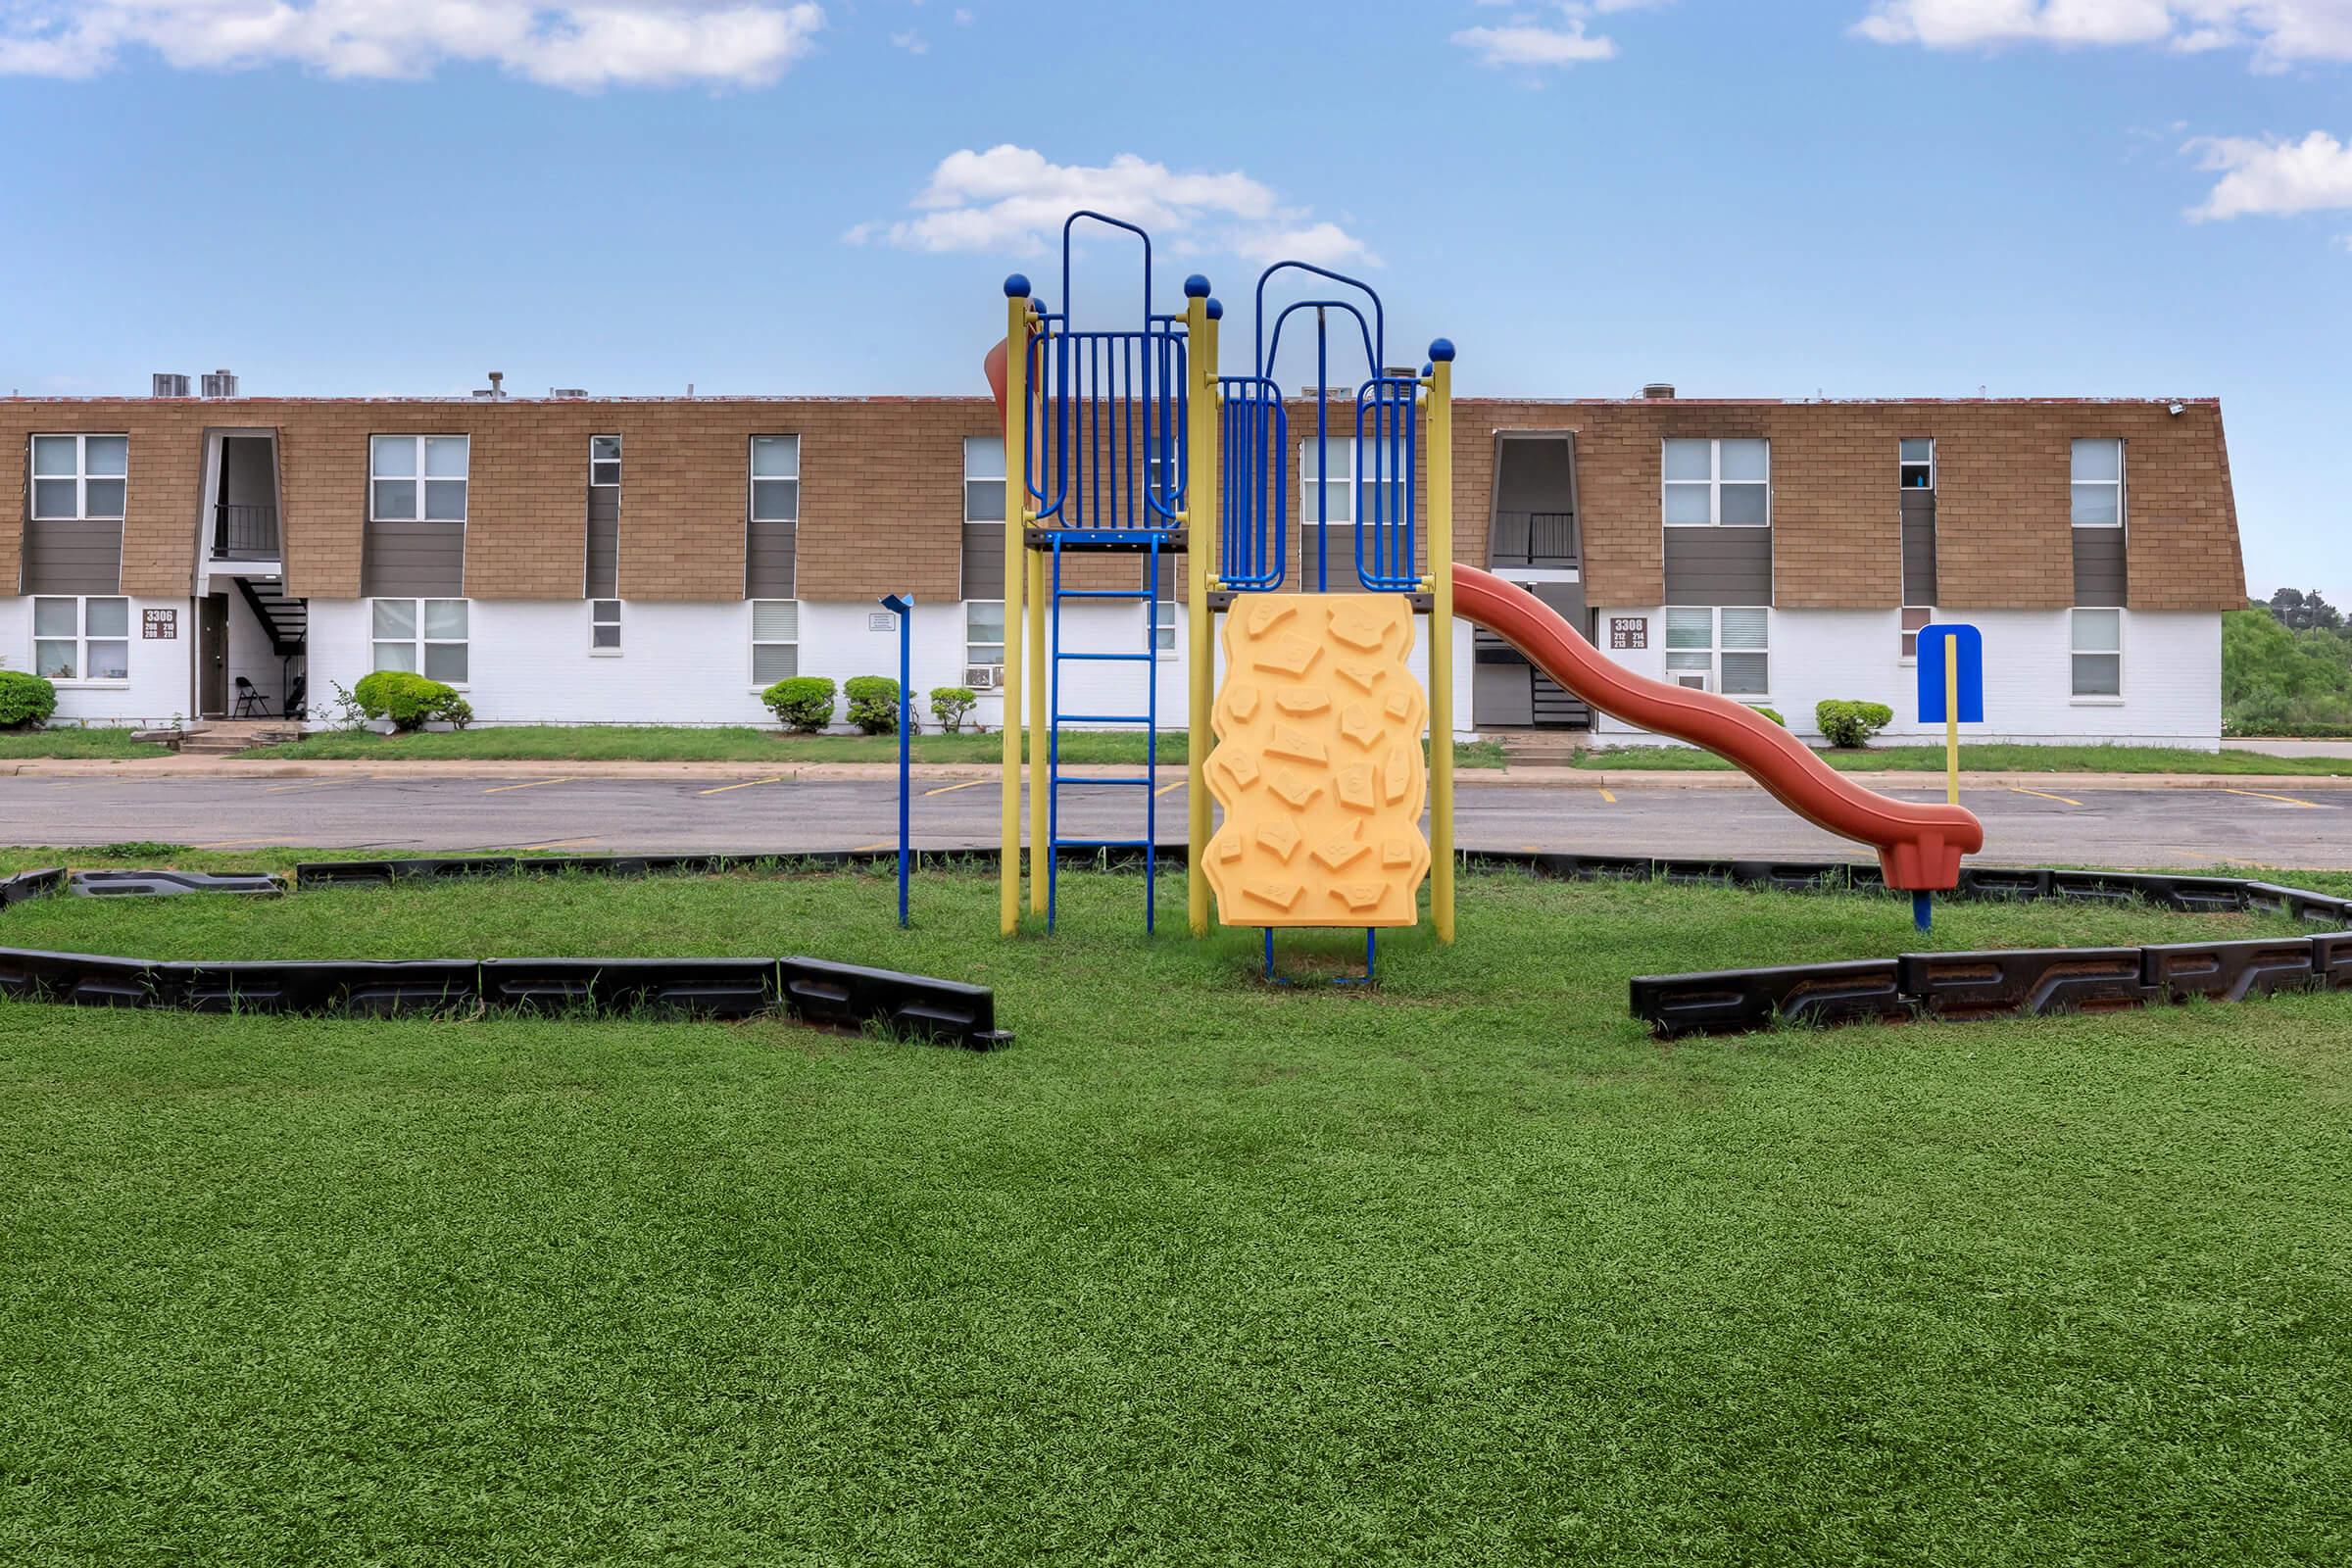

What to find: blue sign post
left=1913, top=622, right=1984, bottom=932
left=879, top=595, right=913, bottom=928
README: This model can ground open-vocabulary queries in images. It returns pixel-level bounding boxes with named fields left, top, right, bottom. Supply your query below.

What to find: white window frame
left=1900, top=606, right=1933, bottom=665
left=1663, top=605, right=1770, bottom=698
left=1662, top=439, right=1771, bottom=527
left=30, top=434, right=128, bottom=521
left=1152, top=593, right=1178, bottom=657
left=1300, top=436, right=1358, bottom=528
left=590, top=434, right=620, bottom=489
left=2071, top=608, right=2124, bottom=701
left=750, top=599, right=800, bottom=687
left=962, top=436, right=1006, bottom=525
left=2070, top=438, right=2125, bottom=529
left=369, top=435, right=469, bottom=523
left=590, top=598, right=621, bottom=657
left=750, top=436, right=800, bottom=523
left=1899, top=437, right=1935, bottom=492
left=31, top=595, right=130, bottom=685
left=370, top=598, right=470, bottom=686
left=966, top=600, right=1006, bottom=667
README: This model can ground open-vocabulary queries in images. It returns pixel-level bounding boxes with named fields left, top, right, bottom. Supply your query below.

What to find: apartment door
left=198, top=593, right=229, bottom=717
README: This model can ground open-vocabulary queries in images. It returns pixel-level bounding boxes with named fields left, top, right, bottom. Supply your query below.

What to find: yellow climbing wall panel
left=1203, top=594, right=1431, bottom=928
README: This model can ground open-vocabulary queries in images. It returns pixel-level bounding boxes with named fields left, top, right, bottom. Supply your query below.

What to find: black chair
left=232, top=676, right=272, bottom=718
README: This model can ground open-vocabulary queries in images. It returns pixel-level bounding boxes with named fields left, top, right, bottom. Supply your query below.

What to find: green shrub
left=845, top=675, right=903, bottom=735
left=354, top=670, right=465, bottom=732
left=0, top=670, right=58, bottom=730
left=1815, top=700, right=1893, bottom=750
left=761, top=676, right=837, bottom=733
left=1751, top=707, right=1785, bottom=727
left=929, top=686, right=978, bottom=734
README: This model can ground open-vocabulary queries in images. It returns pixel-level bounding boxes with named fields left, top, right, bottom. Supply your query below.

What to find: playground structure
left=986, top=211, right=1986, bottom=955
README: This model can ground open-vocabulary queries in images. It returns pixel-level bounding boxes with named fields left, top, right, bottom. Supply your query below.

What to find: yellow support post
left=1027, top=548, right=1049, bottom=914
left=1945, top=648, right=1961, bottom=808
left=1184, top=282, right=1215, bottom=936
left=1000, top=281, right=1031, bottom=936
left=1426, top=340, right=1456, bottom=945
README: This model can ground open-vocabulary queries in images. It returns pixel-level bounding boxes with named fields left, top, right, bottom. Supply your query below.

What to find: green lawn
left=0, top=728, right=162, bottom=760
left=252, top=725, right=1510, bottom=769
left=1577, top=741, right=2352, bottom=776
left=2, top=865, right=2347, bottom=1565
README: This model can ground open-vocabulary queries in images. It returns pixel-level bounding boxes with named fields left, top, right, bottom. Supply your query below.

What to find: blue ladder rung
left=1056, top=589, right=1155, bottom=601
left=1054, top=712, right=1153, bottom=725
left=1054, top=775, right=1153, bottom=788
left=1055, top=651, right=1154, bottom=662
left=1057, top=839, right=1155, bottom=850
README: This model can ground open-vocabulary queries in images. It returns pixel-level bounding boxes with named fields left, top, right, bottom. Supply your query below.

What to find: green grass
left=0, top=728, right=162, bottom=760
left=2, top=865, right=2347, bottom=1565
left=251, top=725, right=1510, bottom=769
left=1577, top=741, right=2352, bottom=775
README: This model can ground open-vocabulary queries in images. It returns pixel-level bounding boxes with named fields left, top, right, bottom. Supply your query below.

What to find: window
left=1900, top=437, right=1935, bottom=491
left=591, top=599, right=621, bottom=654
left=1664, top=606, right=1769, bottom=696
left=2072, top=608, right=2122, bottom=697
left=29, top=435, right=127, bottom=520
left=372, top=599, right=469, bottom=683
left=966, top=601, right=1005, bottom=666
left=1900, top=607, right=1933, bottom=662
left=1153, top=594, right=1177, bottom=655
left=370, top=436, right=469, bottom=522
left=591, top=435, right=620, bottom=488
left=32, top=596, right=129, bottom=682
left=752, top=600, right=799, bottom=683
left=751, top=437, right=800, bottom=522
left=963, top=436, right=1006, bottom=522
left=1663, top=439, right=1769, bottom=526
left=2071, top=439, right=2124, bottom=527
left=1301, top=436, right=1356, bottom=528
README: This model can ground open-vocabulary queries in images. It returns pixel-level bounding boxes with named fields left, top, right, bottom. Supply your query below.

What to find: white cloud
left=889, top=26, right=925, bottom=52
left=0, top=1, right=826, bottom=89
left=1852, top=1, right=2352, bottom=67
left=1452, top=0, right=1668, bottom=68
left=2187, top=130, right=2352, bottom=220
left=847, top=145, right=1378, bottom=268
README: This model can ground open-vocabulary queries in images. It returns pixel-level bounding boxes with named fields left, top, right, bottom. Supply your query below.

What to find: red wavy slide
left=1452, top=565, right=1984, bottom=891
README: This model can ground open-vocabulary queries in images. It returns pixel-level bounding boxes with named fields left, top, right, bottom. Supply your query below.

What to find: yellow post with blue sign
left=1917, top=621, right=1984, bottom=929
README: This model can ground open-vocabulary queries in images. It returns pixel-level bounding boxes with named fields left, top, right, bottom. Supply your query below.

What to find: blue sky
left=1, top=0, right=2344, bottom=599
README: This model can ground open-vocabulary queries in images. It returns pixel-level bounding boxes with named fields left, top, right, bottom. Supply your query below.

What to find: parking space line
left=2223, top=788, right=2329, bottom=808
left=699, top=775, right=789, bottom=797
left=264, top=779, right=354, bottom=794
left=482, top=777, right=572, bottom=795
left=850, top=841, right=893, bottom=853
left=512, top=837, right=601, bottom=851
left=1597, top=788, right=1616, bottom=804
left=923, top=779, right=989, bottom=797
left=192, top=837, right=279, bottom=850
left=2009, top=787, right=2082, bottom=807
left=1153, top=781, right=1184, bottom=798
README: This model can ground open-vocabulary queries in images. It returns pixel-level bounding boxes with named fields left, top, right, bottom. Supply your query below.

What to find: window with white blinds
left=1663, top=606, right=1769, bottom=697
left=752, top=599, right=800, bottom=683
left=2071, top=608, right=2122, bottom=696
left=751, top=437, right=801, bottom=522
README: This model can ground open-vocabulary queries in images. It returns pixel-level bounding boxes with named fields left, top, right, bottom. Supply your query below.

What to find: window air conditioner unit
left=1675, top=674, right=1710, bottom=693
left=964, top=665, right=1001, bottom=689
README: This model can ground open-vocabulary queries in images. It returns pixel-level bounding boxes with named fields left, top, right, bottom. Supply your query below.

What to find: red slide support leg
left=1451, top=565, right=1984, bottom=892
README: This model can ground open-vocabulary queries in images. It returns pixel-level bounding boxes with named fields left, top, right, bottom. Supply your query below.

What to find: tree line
left=2225, top=589, right=2352, bottom=736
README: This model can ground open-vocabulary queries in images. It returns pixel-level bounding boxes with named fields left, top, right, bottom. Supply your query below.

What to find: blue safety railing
left=1218, top=375, right=1289, bottom=589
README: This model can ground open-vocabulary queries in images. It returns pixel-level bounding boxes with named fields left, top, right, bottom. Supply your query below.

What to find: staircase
left=232, top=576, right=307, bottom=657
left=177, top=719, right=300, bottom=757
left=1491, top=727, right=1593, bottom=769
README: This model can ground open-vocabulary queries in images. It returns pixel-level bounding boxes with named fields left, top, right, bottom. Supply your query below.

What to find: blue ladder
left=1047, top=533, right=1166, bottom=932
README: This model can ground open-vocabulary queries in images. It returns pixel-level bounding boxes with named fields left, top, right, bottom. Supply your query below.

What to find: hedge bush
left=845, top=675, right=903, bottom=735
left=0, top=670, right=58, bottom=730
left=354, top=670, right=466, bottom=732
left=929, top=686, right=978, bottom=734
left=762, top=676, right=837, bottom=733
left=1751, top=707, right=1785, bottom=727
left=1815, top=700, right=1893, bottom=750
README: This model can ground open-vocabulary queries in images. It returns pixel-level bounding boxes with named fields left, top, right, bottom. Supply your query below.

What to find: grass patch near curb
left=0, top=728, right=163, bottom=760
left=250, top=725, right=1509, bottom=770
left=1577, top=741, right=2352, bottom=776
left=1, top=868, right=2347, bottom=1565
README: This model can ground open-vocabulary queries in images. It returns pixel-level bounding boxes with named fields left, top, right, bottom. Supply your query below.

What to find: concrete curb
left=8, top=754, right=2352, bottom=792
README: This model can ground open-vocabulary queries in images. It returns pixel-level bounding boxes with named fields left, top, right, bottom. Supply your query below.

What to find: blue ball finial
left=1428, top=337, right=1455, bottom=363
left=1420, top=363, right=1434, bottom=378
left=1004, top=273, right=1032, bottom=299
left=1204, top=297, right=1224, bottom=320
left=1183, top=273, right=1212, bottom=298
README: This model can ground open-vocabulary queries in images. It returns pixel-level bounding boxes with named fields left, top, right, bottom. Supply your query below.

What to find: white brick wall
left=0, top=594, right=193, bottom=728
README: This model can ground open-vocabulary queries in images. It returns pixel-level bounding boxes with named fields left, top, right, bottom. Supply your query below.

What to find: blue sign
left=1918, top=623, right=1984, bottom=724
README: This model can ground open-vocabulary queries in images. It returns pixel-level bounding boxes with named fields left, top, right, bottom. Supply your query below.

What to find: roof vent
left=1641, top=381, right=1676, bottom=400
left=200, top=369, right=238, bottom=399
left=473, top=370, right=508, bottom=401
left=549, top=386, right=588, bottom=399
left=152, top=372, right=191, bottom=398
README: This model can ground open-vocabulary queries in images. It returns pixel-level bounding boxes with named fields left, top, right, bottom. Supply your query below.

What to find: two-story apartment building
left=0, top=383, right=2243, bottom=746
